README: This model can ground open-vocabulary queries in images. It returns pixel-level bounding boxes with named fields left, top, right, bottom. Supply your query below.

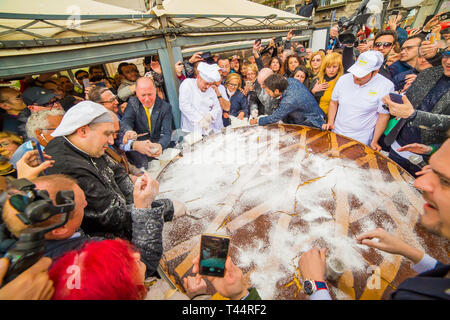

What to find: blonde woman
left=310, top=52, right=344, bottom=116
left=222, top=73, right=248, bottom=127
left=307, top=51, right=325, bottom=88
left=0, top=131, right=22, bottom=160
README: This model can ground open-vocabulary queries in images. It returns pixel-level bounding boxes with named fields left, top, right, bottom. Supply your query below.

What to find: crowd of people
left=0, top=9, right=449, bottom=300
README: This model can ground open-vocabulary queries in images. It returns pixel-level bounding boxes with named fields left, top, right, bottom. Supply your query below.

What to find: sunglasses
left=374, top=42, right=393, bottom=48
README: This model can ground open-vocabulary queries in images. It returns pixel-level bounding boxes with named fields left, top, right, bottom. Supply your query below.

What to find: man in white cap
left=179, top=62, right=224, bottom=135
left=43, top=100, right=175, bottom=248
left=322, top=50, right=394, bottom=150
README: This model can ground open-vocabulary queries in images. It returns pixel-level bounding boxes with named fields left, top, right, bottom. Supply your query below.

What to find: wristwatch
left=217, top=95, right=222, bottom=99
left=303, top=280, right=328, bottom=295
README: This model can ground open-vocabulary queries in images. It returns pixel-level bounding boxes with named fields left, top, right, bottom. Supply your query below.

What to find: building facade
left=251, top=0, right=448, bottom=29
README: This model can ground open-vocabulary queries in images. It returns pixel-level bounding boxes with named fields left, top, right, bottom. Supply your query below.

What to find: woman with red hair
left=49, top=239, right=147, bottom=300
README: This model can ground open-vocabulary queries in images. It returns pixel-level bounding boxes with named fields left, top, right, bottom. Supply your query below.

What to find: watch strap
left=314, top=281, right=328, bottom=291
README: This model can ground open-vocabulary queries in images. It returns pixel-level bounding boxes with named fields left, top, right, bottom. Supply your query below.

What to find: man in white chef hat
left=178, top=62, right=224, bottom=135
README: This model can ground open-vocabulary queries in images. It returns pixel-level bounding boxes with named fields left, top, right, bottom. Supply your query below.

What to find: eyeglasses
left=101, top=96, right=118, bottom=104
left=374, top=42, right=393, bottom=48
left=227, top=83, right=239, bottom=88
left=401, top=45, right=419, bottom=52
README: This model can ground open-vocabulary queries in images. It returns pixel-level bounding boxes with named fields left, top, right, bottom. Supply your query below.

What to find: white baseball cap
left=51, top=100, right=113, bottom=137
left=197, top=62, right=221, bottom=83
left=348, top=50, right=384, bottom=78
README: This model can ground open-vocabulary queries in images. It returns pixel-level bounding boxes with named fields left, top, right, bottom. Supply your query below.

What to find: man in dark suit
left=119, top=77, right=173, bottom=169
left=297, top=137, right=450, bottom=300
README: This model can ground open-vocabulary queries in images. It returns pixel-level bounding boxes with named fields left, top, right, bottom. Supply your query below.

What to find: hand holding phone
left=439, top=12, right=449, bottom=21
left=389, top=92, right=404, bottom=104
left=199, top=234, right=230, bottom=277
left=201, top=51, right=212, bottom=60
left=82, top=78, right=90, bottom=88
left=425, top=32, right=436, bottom=44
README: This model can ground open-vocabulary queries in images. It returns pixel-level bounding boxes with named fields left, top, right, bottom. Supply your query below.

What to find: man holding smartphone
left=322, top=51, right=394, bottom=151
left=382, top=50, right=450, bottom=175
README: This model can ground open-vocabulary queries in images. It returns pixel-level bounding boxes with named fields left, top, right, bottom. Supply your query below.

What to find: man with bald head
left=119, top=76, right=173, bottom=169
left=248, top=68, right=280, bottom=118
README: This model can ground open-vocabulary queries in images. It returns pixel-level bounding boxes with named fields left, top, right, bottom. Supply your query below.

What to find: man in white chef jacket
left=179, top=62, right=224, bottom=135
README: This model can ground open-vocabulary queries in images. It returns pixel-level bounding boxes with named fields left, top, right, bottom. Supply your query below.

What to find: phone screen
left=82, top=78, right=91, bottom=88
left=255, top=39, right=261, bottom=45
left=439, top=12, right=449, bottom=21
left=201, top=52, right=211, bottom=59
left=199, top=234, right=230, bottom=277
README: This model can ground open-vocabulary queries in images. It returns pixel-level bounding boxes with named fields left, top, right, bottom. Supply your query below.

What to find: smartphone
left=389, top=92, right=404, bottom=104
left=292, top=29, right=302, bottom=35
left=391, top=10, right=399, bottom=17
left=201, top=51, right=212, bottom=59
left=439, top=12, right=450, bottom=21
left=274, top=36, right=283, bottom=44
left=30, top=138, right=48, bottom=175
left=199, top=234, right=230, bottom=277
left=255, top=39, right=261, bottom=46
left=82, top=78, right=90, bottom=88
left=425, top=32, right=436, bottom=44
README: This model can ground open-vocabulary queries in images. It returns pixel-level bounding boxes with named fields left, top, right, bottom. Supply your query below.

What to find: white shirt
left=179, top=78, right=223, bottom=134
left=217, top=84, right=229, bottom=101
left=331, top=73, right=394, bottom=145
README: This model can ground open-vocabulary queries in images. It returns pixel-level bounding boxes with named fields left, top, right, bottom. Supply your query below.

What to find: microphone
left=408, top=154, right=427, bottom=168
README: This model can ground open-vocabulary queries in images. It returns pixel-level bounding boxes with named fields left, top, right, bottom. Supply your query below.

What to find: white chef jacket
left=179, top=78, right=223, bottom=135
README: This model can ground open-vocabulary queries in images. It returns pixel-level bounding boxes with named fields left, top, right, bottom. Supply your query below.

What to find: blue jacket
left=118, top=95, right=173, bottom=150
left=258, top=78, right=325, bottom=128
left=228, top=90, right=249, bottom=117
left=393, top=68, right=418, bottom=92
left=391, top=262, right=450, bottom=300
left=389, top=60, right=414, bottom=79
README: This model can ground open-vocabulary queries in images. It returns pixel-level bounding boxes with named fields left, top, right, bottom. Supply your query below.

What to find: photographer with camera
left=0, top=256, right=54, bottom=300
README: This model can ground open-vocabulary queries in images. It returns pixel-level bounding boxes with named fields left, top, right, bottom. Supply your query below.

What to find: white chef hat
left=51, top=100, right=113, bottom=137
left=197, top=62, right=221, bottom=83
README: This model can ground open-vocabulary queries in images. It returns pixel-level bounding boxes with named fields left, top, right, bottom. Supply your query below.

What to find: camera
left=337, top=0, right=372, bottom=45
left=0, top=178, right=75, bottom=286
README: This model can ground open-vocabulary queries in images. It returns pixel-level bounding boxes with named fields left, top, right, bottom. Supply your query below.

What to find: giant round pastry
left=158, top=124, right=450, bottom=300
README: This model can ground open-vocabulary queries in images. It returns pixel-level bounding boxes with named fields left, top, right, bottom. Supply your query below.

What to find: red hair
left=49, top=239, right=147, bottom=300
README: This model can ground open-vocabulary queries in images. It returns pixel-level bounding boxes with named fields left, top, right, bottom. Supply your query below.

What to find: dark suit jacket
left=119, top=95, right=173, bottom=150
left=391, top=262, right=450, bottom=300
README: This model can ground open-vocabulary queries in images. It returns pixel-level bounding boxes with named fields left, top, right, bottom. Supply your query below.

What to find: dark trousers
left=125, top=150, right=152, bottom=170
left=388, top=148, right=422, bottom=177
